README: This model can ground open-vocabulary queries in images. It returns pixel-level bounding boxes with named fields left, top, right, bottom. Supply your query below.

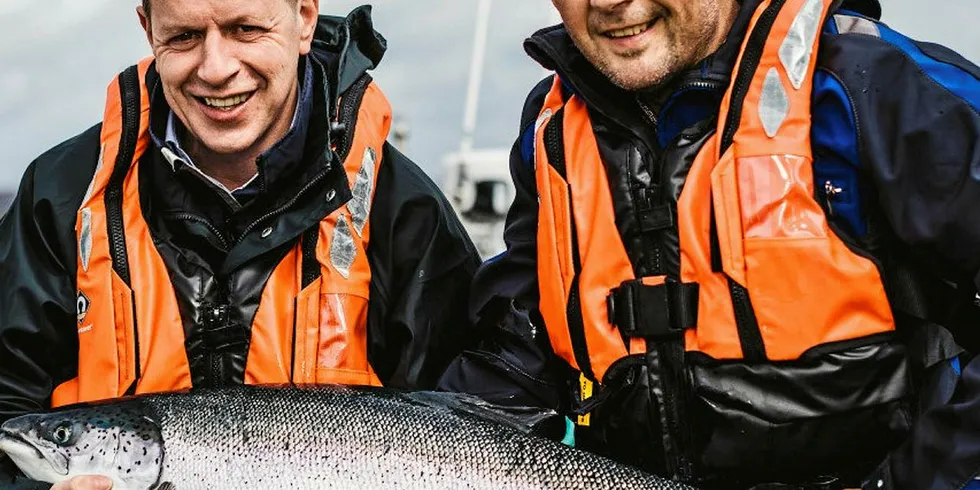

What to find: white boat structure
left=440, top=0, right=517, bottom=259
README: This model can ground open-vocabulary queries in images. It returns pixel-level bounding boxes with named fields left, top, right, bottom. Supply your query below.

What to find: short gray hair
left=141, top=0, right=299, bottom=17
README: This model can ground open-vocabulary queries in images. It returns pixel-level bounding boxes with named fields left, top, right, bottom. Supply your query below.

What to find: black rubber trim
left=301, top=227, right=321, bottom=288
left=107, top=65, right=143, bottom=390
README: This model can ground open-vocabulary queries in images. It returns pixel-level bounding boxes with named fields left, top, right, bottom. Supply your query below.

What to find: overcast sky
left=0, top=0, right=977, bottom=193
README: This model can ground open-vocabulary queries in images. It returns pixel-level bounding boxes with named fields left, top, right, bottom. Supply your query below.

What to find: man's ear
left=137, top=5, right=155, bottom=50
left=298, top=0, right=320, bottom=55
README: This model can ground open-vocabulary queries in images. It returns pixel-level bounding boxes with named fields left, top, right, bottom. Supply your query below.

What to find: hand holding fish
left=51, top=476, right=112, bottom=490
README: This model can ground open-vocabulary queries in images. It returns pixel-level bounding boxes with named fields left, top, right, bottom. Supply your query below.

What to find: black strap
left=607, top=279, right=699, bottom=338
left=300, top=227, right=321, bottom=288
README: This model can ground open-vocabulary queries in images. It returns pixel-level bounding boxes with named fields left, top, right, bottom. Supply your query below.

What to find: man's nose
left=590, top=0, right=631, bottom=10
left=197, top=34, right=241, bottom=87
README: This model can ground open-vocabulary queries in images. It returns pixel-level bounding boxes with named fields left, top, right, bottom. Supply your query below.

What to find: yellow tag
left=577, top=373, right=593, bottom=426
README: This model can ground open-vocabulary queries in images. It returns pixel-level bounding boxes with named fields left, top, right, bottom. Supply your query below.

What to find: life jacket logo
left=76, top=292, right=90, bottom=324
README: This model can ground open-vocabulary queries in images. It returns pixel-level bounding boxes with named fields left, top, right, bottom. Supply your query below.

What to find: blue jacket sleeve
left=822, top=23, right=980, bottom=490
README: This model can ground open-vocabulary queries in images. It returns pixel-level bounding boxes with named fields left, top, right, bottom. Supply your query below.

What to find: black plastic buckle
left=606, top=279, right=698, bottom=338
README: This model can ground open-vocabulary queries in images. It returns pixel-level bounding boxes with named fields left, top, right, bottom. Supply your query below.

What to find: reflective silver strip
left=779, top=0, right=825, bottom=90
left=79, top=208, right=93, bottom=272
left=833, top=14, right=881, bottom=38
left=348, top=147, right=376, bottom=236
left=534, top=108, right=552, bottom=135
left=759, top=68, right=790, bottom=138
left=81, top=144, right=105, bottom=204
left=330, top=215, right=356, bottom=279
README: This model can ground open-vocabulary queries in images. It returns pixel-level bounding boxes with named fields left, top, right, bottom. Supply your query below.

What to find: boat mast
left=459, top=0, right=492, bottom=154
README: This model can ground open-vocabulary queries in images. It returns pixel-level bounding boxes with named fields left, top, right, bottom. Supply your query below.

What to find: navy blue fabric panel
left=812, top=69, right=866, bottom=237
left=520, top=124, right=535, bottom=169
left=819, top=33, right=980, bottom=278
left=875, top=23, right=980, bottom=114
left=658, top=88, right=722, bottom=149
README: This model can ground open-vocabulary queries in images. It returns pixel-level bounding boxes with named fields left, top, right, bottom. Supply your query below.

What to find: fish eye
left=52, top=424, right=73, bottom=446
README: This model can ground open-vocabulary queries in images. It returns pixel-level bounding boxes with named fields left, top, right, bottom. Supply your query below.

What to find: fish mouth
left=0, top=430, right=52, bottom=479
left=0, top=421, right=69, bottom=478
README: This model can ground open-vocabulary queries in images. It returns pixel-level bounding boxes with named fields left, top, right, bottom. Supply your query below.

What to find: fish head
left=0, top=403, right=164, bottom=489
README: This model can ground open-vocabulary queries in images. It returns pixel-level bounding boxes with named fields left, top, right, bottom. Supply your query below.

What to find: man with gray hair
left=439, top=0, right=980, bottom=488
left=0, top=1, right=481, bottom=488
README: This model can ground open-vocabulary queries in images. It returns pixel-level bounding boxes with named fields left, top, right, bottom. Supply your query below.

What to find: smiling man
left=0, top=1, right=480, bottom=489
left=439, top=0, right=980, bottom=489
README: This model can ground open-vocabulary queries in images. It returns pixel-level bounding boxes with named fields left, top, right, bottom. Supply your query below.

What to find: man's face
left=553, top=0, right=738, bottom=90
left=138, top=0, right=318, bottom=157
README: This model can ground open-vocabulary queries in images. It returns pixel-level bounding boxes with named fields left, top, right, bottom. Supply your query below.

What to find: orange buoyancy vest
left=52, top=58, right=391, bottom=407
left=534, top=0, right=895, bottom=384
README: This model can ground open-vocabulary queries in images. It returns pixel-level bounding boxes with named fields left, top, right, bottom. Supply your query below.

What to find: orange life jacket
left=534, top=0, right=895, bottom=384
left=52, top=58, right=391, bottom=407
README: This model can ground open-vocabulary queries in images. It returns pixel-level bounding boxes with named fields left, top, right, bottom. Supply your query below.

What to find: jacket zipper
left=235, top=76, right=370, bottom=244
left=720, top=0, right=787, bottom=153
left=634, top=98, right=664, bottom=275
left=108, top=65, right=143, bottom=393
left=544, top=108, right=595, bottom=382
left=335, top=75, right=370, bottom=159
left=169, top=213, right=232, bottom=250
left=822, top=180, right=844, bottom=216
left=715, top=0, right=787, bottom=363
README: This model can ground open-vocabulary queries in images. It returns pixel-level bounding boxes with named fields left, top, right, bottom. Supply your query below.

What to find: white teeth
left=203, top=93, right=251, bottom=109
left=606, top=22, right=651, bottom=39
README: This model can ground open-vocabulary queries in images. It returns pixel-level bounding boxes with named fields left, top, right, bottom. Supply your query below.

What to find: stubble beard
left=591, top=33, right=683, bottom=91
left=581, top=3, right=726, bottom=92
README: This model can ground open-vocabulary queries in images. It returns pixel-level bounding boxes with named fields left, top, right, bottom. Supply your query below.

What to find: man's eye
left=236, top=25, right=264, bottom=36
left=169, top=32, right=197, bottom=45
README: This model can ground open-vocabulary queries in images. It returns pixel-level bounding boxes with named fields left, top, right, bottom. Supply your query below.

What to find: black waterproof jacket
left=439, top=1, right=980, bottom=489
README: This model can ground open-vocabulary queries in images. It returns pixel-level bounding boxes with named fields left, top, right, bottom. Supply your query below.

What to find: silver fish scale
left=137, top=386, right=696, bottom=490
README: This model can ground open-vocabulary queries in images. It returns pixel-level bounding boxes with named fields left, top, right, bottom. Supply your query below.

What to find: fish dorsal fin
left=153, top=482, right=176, bottom=490
left=404, top=392, right=564, bottom=439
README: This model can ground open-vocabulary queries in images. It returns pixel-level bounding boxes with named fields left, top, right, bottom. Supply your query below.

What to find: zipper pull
left=824, top=180, right=844, bottom=216
left=636, top=97, right=659, bottom=127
